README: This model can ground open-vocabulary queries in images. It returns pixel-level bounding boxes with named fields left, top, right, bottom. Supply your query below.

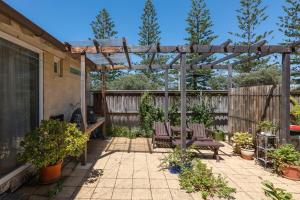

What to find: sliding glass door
left=0, top=37, right=39, bottom=177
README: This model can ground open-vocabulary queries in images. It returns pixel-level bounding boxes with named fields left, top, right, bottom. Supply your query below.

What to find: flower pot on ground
left=281, top=164, right=300, bottom=181
left=232, top=132, right=255, bottom=160
left=257, top=120, right=278, bottom=136
left=18, top=119, right=88, bottom=184
left=240, top=148, right=255, bottom=160
left=270, top=144, right=300, bottom=181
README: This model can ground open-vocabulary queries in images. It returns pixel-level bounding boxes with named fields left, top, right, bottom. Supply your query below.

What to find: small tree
left=138, top=0, right=167, bottom=83
left=91, top=9, right=117, bottom=39
left=185, top=0, right=217, bottom=90
left=229, top=0, right=273, bottom=73
left=90, top=9, right=122, bottom=86
left=278, top=0, right=300, bottom=71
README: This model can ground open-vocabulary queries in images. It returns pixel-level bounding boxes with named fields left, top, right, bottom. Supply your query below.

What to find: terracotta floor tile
left=91, top=187, right=113, bottom=199
left=151, top=189, right=172, bottom=200
left=132, top=189, right=152, bottom=200
left=150, top=179, right=168, bottom=189
left=112, top=188, right=132, bottom=200
left=133, top=179, right=151, bottom=189
left=115, top=179, right=133, bottom=189
left=97, top=178, right=116, bottom=188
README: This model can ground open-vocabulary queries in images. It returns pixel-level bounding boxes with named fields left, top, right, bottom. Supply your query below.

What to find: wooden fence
left=92, top=90, right=228, bottom=131
left=228, top=85, right=300, bottom=136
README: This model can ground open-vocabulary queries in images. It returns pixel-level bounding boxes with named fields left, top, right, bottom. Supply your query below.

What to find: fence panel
left=92, top=90, right=228, bottom=131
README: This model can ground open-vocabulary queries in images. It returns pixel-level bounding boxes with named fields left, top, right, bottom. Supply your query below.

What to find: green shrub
left=269, top=144, right=300, bottom=173
left=257, top=120, right=279, bottom=133
left=18, top=120, right=88, bottom=169
left=139, top=92, right=164, bottom=135
left=111, top=126, right=138, bottom=139
left=160, top=147, right=194, bottom=169
left=232, top=132, right=254, bottom=152
left=262, top=181, right=293, bottom=200
left=168, top=100, right=181, bottom=126
left=190, top=100, right=215, bottom=128
left=179, top=159, right=236, bottom=200
left=213, top=130, right=225, bottom=141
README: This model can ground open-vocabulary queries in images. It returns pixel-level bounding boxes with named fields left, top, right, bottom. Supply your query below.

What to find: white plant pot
left=241, top=148, right=255, bottom=160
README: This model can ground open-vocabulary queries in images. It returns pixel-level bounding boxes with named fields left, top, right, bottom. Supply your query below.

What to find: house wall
left=0, top=12, right=81, bottom=193
left=0, top=12, right=81, bottom=121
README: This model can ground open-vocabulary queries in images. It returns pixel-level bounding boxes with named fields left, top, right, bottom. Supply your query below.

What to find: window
left=0, top=37, right=39, bottom=177
left=53, top=57, right=60, bottom=74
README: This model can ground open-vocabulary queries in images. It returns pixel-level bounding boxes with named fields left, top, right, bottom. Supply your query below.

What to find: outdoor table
left=171, top=126, right=193, bottom=139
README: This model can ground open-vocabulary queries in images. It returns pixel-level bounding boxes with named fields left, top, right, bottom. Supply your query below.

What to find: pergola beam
left=168, top=54, right=181, bottom=68
left=95, top=64, right=229, bottom=71
left=149, top=53, right=156, bottom=70
left=122, top=37, right=132, bottom=69
left=69, top=41, right=300, bottom=55
left=189, top=40, right=232, bottom=68
left=94, top=39, right=115, bottom=67
left=200, top=40, right=267, bottom=68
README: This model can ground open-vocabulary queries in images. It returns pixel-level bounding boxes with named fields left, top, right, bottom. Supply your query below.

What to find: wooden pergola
left=66, top=38, right=300, bottom=156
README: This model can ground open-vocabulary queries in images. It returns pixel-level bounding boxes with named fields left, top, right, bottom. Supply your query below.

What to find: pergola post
left=164, top=66, right=169, bottom=122
left=281, top=53, right=291, bottom=144
left=180, top=53, right=187, bottom=153
left=101, top=68, right=107, bottom=138
left=80, top=52, right=87, bottom=165
left=228, top=64, right=233, bottom=89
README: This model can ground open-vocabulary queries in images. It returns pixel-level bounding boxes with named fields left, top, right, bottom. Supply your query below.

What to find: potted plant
left=160, top=147, right=194, bottom=174
left=257, top=120, right=279, bottom=136
left=232, top=132, right=255, bottom=160
left=18, top=119, right=88, bottom=184
left=269, top=144, right=300, bottom=181
left=213, top=130, right=225, bottom=141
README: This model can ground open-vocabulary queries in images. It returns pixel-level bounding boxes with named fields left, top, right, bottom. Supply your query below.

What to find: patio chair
left=188, top=123, right=224, bottom=162
left=188, top=123, right=214, bottom=141
left=152, top=122, right=172, bottom=148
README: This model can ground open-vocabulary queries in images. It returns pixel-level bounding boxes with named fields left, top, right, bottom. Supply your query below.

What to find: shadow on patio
left=9, top=137, right=300, bottom=200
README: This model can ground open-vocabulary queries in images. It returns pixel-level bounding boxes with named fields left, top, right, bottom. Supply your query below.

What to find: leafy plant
left=290, top=97, right=300, bottom=125
left=269, top=144, right=300, bottom=173
left=160, top=147, right=195, bottom=170
left=110, top=126, right=141, bottom=139
left=213, top=130, right=225, bottom=141
left=190, top=99, right=215, bottom=128
left=18, top=120, right=88, bottom=169
left=48, top=178, right=64, bottom=198
left=168, top=99, right=181, bottom=126
left=257, top=120, right=279, bottom=133
left=179, top=159, right=236, bottom=200
left=262, top=181, right=293, bottom=200
left=139, top=92, right=164, bottom=135
left=232, top=132, right=254, bottom=152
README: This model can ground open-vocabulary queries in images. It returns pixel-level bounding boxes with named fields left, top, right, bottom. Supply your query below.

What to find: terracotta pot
left=282, top=164, right=300, bottom=181
left=241, top=148, right=255, bottom=160
left=40, top=160, right=62, bottom=184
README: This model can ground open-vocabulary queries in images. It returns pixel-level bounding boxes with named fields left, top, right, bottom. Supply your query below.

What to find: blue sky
left=4, top=0, right=285, bottom=45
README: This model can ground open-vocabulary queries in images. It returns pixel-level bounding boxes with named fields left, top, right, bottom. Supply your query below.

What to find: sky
left=4, top=0, right=286, bottom=46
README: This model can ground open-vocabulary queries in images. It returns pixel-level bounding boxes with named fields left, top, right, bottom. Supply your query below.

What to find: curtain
left=0, top=37, right=39, bottom=177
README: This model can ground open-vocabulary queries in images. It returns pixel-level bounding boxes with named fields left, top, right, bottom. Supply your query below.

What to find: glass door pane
left=0, top=37, right=39, bottom=177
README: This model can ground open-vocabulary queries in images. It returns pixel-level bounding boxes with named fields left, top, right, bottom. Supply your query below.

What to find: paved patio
left=11, top=137, right=300, bottom=200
